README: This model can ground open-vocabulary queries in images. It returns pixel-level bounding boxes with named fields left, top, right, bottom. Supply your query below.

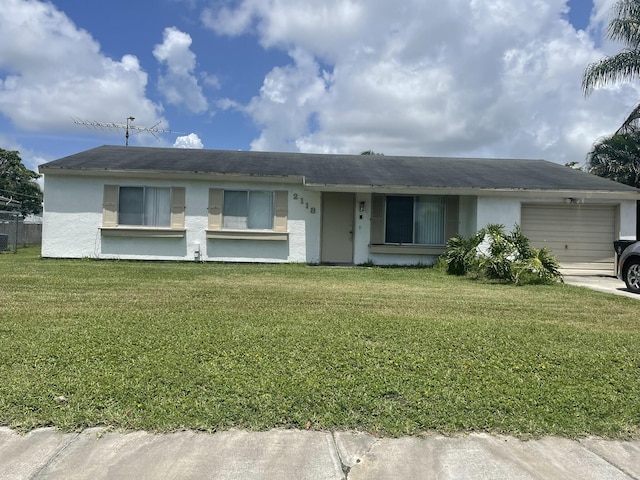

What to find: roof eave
left=305, top=183, right=640, bottom=198
left=40, top=166, right=306, bottom=184
left=39, top=166, right=640, bottom=198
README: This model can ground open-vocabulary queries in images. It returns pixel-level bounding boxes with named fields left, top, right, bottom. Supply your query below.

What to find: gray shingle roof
left=40, top=145, right=640, bottom=193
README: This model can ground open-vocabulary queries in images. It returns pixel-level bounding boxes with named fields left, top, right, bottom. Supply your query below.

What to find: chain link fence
left=0, top=211, right=42, bottom=252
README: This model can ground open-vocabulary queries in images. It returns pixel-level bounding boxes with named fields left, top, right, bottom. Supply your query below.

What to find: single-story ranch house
left=39, top=145, right=640, bottom=272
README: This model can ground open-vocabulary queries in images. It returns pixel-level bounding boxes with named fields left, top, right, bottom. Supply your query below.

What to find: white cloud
left=153, top=27, right=208, bottom=113
left=201, top=72, right=222, bottom=90
left=0, top=0, right=164, bottom=132
left=202, top=1, right=258, bottom=37
left=174, top=133, right=204, bottom=149
left=203, top=0, right=638, bottom=164
left=245, top=49, right=328, bottom=152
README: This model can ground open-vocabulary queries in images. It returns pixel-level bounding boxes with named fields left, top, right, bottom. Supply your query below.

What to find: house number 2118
left=293, top=193, right=315, bottom=213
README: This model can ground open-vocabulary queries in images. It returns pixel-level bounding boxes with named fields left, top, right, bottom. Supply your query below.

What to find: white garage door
left=521, top=204, right=616, bottom=272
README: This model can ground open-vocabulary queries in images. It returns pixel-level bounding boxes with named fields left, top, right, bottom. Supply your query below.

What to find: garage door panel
left=523, top=232, right=613, bottom=243
left=525, top=229, right=612, bottom=240
left=523, top=219, right=613, bottom=230
left=524, top=222, right=613, bottom=231
left=526, top=235, right=613, bottom=245
left=521, top=204, right=616, bottom=269
left=525, top=217, right=613, bottom=232
left=537, top=241, right=614, bottom=252
left=534, top=244, right=614, bottom=260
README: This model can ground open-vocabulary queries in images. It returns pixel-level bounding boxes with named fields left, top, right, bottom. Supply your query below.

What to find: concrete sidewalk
left=2, top=427, right=639, bottom=479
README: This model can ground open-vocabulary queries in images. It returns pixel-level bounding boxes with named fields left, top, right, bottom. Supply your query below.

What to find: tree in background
left=582, top=0, right=640, bottom=186
left=587, top=132, right=640, bottom=187
left=0, top=149, right=43, bottom=216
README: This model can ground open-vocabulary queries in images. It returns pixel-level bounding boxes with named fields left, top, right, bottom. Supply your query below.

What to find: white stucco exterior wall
left=353, top=192, right=372, bottom=265
left=42, top=175, right=104, bottom=259
left=42, top=174, right=322, bottom=263
left=42, top=171, right=638, bottom=265
left=203, top=186, right=320, bottom=263
left=288, top=188, right=321, bottom=263
left=476, top=197, right=522, bottom=231
left=620, top=200, right=637, bottom=239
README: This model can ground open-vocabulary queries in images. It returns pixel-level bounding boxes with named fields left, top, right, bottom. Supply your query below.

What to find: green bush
left=442, top=233, right=482, bottom=275
left=443, top=224, right=562, bottom=285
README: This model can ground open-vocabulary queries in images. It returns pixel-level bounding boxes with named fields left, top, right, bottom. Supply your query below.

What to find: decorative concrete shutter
left=170, top=187, right=186, bottom=229
left=273, top=190, right=288, bottom=232
left=370, top=194, right=385, bottom=244
left=208, top=188, right=223, bottom=230
left=445, top=196, right=459, bottom=241
left=102, top=185, right=118, bottom=227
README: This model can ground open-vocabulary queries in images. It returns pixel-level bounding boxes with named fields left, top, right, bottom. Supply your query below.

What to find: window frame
left=370, top=194, right=458, bottom=254
left=383, top=194, right=446, bottom=246
left=207, top=188, right=288, bottom=241
left=222, top=189, right=274, bottom=230
left=101, top=184, right=185, bottom=238
left=118, top=186, right=172, bottom=227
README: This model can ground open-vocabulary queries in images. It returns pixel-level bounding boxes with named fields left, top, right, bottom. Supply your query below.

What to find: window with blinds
left=383, top=195, right=447, bottom=246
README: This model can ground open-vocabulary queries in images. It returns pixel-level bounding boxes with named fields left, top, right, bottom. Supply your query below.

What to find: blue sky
left=567, top=0, right=594, bottom=30
left=1, top=0, right=637, bottom=174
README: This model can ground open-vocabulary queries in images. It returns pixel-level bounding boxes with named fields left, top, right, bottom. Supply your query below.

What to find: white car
left=617, top=241, right=640, bottom=294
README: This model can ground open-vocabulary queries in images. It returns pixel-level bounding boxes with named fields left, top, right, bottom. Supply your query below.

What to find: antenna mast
left=73, top=117, right=185, bottom=145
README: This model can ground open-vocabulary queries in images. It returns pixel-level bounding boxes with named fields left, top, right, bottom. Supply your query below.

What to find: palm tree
left=587, top=132, right=640, bottom=187
left=582, top=0, right=640, bottom=97
left=615, top=101, right=640, bottom=133
left=583, top=0, right=640, bottom=186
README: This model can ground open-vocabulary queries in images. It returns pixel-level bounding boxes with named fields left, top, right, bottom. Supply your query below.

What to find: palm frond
left=587, top=132, right=640, bottom=187
left=616, top=102, right=640, bottom=133
left=609, top=17, right=640, bottom=49
left=611, top=0, right=640, bottom=22
left=582, top=50, right=640, bottom=94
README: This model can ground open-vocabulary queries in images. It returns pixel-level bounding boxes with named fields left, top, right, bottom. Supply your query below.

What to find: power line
left=0, top=187, right=42, bottom=200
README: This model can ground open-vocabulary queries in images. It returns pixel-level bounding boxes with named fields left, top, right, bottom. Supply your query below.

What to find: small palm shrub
left=515, top=246, right=563, bottom=284
left=442, top=233, right=482, bottom=275
left=443, top=224, right=562, bottom=285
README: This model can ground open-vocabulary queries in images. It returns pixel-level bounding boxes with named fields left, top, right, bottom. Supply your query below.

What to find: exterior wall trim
left=206, top=230, right=289, bottom=241
left=369, top=245, right=446, bottom=255
left=100, top=227, right=186, bottom=238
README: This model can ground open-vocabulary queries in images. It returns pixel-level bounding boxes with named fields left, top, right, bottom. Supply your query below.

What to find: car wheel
left=623, top=258, right=640, bottom=294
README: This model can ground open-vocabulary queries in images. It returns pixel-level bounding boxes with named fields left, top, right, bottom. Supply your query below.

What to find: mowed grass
left=0, top=248, right=639, bottom=438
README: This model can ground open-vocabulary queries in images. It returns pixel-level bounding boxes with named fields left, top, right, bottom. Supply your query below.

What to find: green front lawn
left=0, top=247, right=638, bottom=438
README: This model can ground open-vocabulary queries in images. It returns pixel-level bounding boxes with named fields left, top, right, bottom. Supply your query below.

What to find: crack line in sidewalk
left=330, top=432, right=350, bottom=479
left=30, top=430, right=81, bottom=480
left=331, top=431, right=379, bottom=480
left=579, top=440, right=640, bottom=480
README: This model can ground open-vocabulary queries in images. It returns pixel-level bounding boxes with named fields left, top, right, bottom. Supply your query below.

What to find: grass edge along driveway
left=0, top=248, right=638, bottom=439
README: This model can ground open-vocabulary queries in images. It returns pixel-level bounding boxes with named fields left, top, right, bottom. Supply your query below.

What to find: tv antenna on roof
left=73, top=116, right=185, bottom=146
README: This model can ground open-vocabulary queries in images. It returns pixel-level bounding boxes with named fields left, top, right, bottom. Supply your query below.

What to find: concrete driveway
left=562, top=273, right=640, bottom=299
